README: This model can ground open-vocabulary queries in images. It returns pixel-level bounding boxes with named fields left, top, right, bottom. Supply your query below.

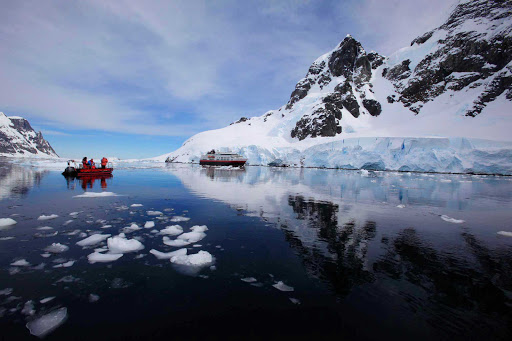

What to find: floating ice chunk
left=397, top=204, right=406, bottom=208
left=88, top=294, right=100, bottom=302
left=26, top=307, right=68, bottom=338
left=497, top=231, right=512, bottom=237
left=0, top=236, right=15, bottom=240
left=190, top=225, right=208, bottom=233
left=40, top=297, right=55, bottom=304
left=107, top=234, right=144, bottom=253
left=159, top=225, right=183, bottom=236
left=162, top=237, right=190, bottom=247
left=272, top=281, right=294, bottom=292
left=9, top=267, right=20, bottom=275
left=193, top=244, right=202, bottom=247
left=147, top=211, right=163, bottom=216
left=241, top=277, right=257, bottom=283
left=177, top=230, right=206, bottom=244
left=360, top=169, right=369, bottom=176
left=122, top=223, right=141, bottom=233
left=289, top=298, right=301, bottom=305
left=87, top=252, right=123, bottom=263
left=149, top=248, right=187, bottom=260
left=33, top=263, right=46, bottom=270
left=41, top=253, right=51, bottom=258
left=0, top=218, right=17, bottom=227
left=131, top=204, right=143, bottom=207
left=36, top=226, right=54, bottom=230
left=44, top=243, right=69, bottom=253
left=34, top=231, right=58, bottom=238
left=37, top=214, right=59, bottom=221
left=69, top=212, right=80, bottom=217
left=0, top=288, right=13, bottom=296
left=73, top=192, right=119, bottom=198
left=53, top=260, right=75, bottom=268
left=170, top=250, right=213, bottom=266
left=101, top=225, right=112, bottom=229
left=144, top=221, right=155, bottom=229
left=170, top=216, right=190, bottom=222
left=64, top=229, right=81, bottom=236
left=440, top=215, right=465, bottom=224
left=76, top=234, right=111, bottom=247
left=11, top=259, right=30, bottom=266
left=22, top=300, right=35, bottom=316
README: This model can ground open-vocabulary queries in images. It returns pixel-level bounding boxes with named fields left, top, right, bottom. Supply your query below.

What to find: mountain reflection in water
left=168, top=165, right=512, bottom=339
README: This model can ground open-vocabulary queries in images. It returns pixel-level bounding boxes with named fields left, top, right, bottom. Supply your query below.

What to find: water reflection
left=0, top=162, right=46, bottom=200
left=64, top=174, right=113, bottom=190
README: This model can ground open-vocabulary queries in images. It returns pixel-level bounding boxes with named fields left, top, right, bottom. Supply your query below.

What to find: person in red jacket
left=101, top=157, right=108, bottom=169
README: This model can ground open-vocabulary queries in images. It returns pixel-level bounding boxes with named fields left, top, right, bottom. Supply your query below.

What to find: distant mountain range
left=0, top=112, right=58, bottom=157
left=160, top=0, right=512, bottom=174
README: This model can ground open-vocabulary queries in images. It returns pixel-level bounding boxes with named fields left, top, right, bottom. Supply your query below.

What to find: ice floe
left=162, top=237, right=190, bottom=247
left=63, top=220, right=74, bottom=226
left=26, top=307, right=68, bottom=338
left=73, top=192, right=119, bottom=198
left=87, top=252, right=123, bottom=263
left=53, top=260, right=75, bottom=268
left=241, top=277, right=257, bottom=283
left=41, top=253, right=51, bottom=258
left=37, top=214, right=59, bottom=221
left=11, top=259, right=30, bottom=266
left=22, top=300, right=35, bottom=316
left=130, top=204, right=143, bottom=207
left=170, top=250, right=213, bottom=267
left=88, top=294, right=100, bottom=302
left=122, top=223, right=141, bottom=233
left=40, top=297, right=55, bottom=304
left=440, top=215, right=465, bottom=224
left=0, top=288, right=13, bottom=296
left=149, top=248, right=187, bottom=260
left=170, top=216, right=190, bottom=222
left=396, top=204, right=406, bottom=208
left=159, top=225, right=183, bottom=236
left=107, top=233, right=144, bottom=253
left=0, top=218, right=17, bottom=227
left=272, top=281, right=294, bottom=292
left=497, top=231, right=512, bottom=237
left=147, top=211, right=163, bottom=216
left=77, top=234, right=111, bottom=247
left=0, top=236, right=15, bottom=240
left=36, top=226, right=54, bottom=230
left=44, top=243, right=69, bottom=253
left=69, top=212, right=80, bottom=217
left=289, top=298, right=301, bottom=305
left=144, top=221, right=155, bottom=229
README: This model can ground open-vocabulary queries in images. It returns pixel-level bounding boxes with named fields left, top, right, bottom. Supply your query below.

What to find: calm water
left=0, top=161, right=511, bottom=340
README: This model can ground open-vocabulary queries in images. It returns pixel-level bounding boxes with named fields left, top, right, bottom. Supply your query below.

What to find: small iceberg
left=0, top=218, right=17, bottom=228
left=26, top=307, right=68, bottom=338
left=147, top=211, right=163, bottom=216
left=440, top=215, right=465, bottom=224
left=144, top=221, right=155, bottom=229
left=149, top=248, right=187, bottom=260
left=241, top=277, right=257, bottom=283
left=44, top=243, right=69, bottom=253
left=107, top=234, right=144, bottom=253
left=170, top=250, right=213, bottom=267
left=130, top=204, right=143, bottom=207
left=87, top=252, right=123, bottom=263
left=170, top=216, right=190, bottom=222
left=497, top=231, right=512, bottom=237
left=76, top=234, right=111, bottom=247
left=73, top=192, right=119, bottom=198
left=11, top=259, right=30, bottom=267
left=159, top=225, right=183, bottom=236
left=272, top=281, right=294, bottom=292
left=37, top=214, right=59, bottom=221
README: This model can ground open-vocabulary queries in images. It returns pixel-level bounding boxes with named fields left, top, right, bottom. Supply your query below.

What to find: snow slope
left=158, top=1, right=512, bottom=174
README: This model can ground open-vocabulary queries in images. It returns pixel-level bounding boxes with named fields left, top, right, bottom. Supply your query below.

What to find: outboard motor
left=62, top=166, right=76, bottom=176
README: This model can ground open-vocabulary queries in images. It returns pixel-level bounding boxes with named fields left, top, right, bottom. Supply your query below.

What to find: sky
left=0, top=0, right=458, bottom=159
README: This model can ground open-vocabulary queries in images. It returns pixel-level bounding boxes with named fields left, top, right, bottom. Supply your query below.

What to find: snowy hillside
left=158, top=0, right=512, bottom=175
left=0, top=112, right=58, bottom=157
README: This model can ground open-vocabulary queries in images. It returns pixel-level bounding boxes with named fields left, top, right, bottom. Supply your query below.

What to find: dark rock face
left=385, top=0, right=512, bottom=115
left=230, top=117, right=249, bottom=125
left=0, top=114, right=58, bottom=156
left=287, top=36, right=384, bottom=139
left=362, top=99, right=382, bottom=116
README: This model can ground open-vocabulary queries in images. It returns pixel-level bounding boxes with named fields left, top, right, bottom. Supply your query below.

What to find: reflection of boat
left=62, top=160, right=113, bottom=177
left=199, top=150, right=247, bottom=167
left=64, top=174, right=112, bottom=190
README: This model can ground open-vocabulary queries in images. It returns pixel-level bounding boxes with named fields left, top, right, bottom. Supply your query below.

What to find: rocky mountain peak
left=0, top=113, right=58, bottom=157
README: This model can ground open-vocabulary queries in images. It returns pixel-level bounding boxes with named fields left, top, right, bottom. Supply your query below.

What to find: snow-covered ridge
left=160, top=0, right=512, bottom=175
left=0, top=112, right=58, bottom=157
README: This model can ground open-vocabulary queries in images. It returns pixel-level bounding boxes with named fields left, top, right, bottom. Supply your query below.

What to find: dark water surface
left=0, top=162, right=511, bottom=340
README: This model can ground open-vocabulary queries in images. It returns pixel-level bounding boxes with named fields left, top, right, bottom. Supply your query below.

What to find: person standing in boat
left=88, top=158, right=96, bottom=169
left=101, top=157, right=108, bottom=169
left=82, top=157, right=88, bottom=169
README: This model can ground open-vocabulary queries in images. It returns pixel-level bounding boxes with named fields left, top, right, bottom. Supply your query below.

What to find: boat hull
left=199, top=160, right=246, bottom=167
left=63, top=167, right=113, bottom=177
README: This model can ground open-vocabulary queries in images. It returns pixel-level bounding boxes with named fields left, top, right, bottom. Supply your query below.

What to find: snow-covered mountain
left=0, top=112, right=58, bottom=157
left=159, top=0, right=512, bottom=174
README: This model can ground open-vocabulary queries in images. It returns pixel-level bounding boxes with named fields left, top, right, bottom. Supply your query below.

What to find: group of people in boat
left=82, top=157, right=109, bottom=169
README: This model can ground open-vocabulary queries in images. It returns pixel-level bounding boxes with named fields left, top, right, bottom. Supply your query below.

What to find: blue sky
left=0, top=0, right=457, bottom=159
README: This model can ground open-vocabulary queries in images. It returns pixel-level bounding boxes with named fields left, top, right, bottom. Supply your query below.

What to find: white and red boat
left=199, top=150, right=247, bottom=167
